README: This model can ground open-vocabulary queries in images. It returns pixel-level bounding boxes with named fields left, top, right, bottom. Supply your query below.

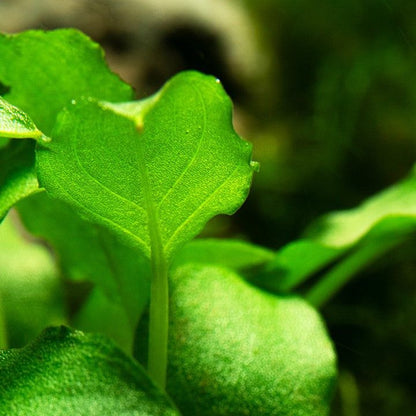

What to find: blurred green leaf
left=255, top=165, right=416, bottom=303
left=0, top=213, right=65, bottom=347
left=306, top=165, right=416, bottom=247
left=0, top=326, right=181, bottom=415
left=17, top=192, right=150, bottom=352
left=72, top=287, right=134, bottom=355
left=172, top=238, right=274, bottom=271
left=0, top=29, right=132, bottom=134
left=137, top=264, right=336, bottom=416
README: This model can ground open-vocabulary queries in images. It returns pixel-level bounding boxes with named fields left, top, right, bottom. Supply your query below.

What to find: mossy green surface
left=137, top=264, right=336, bottom=415
left=0, top=326, right=180, bottom=415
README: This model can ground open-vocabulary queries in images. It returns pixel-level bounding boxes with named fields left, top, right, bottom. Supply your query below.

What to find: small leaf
left=137, top=265, right=336, bottom=416
left=0, top=29, right=133, bottom=134
left=37, top=71, right=255, bottom=263
left=0, top=326, right=181, bottom=415
left=0, top=140, right=40, bottom=221
left=0, top=96, right=46, bottom=141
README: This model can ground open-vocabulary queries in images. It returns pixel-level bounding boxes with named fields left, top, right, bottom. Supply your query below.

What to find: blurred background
left=1, top=0, right=416, bottom=414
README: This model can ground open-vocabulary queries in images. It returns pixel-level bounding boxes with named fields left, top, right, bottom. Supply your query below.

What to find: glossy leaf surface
left=37, top=72, right=255, bottom=262
left=0, top=326, right=180, bottom=415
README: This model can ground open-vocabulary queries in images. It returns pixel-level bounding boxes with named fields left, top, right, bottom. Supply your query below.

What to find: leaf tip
left=39, top=134, right=51, bottom=144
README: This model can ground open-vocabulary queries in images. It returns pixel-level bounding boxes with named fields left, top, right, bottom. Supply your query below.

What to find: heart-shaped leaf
left=37, top=71, right=256, bottom=263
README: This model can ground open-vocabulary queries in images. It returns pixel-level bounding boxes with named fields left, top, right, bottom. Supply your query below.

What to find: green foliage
left=2, top=24, right=414, bottom=415
left=0, top=29, right=132, bottom=134
left=172, top=238, right=274, bottom=271
left=0, top=326, right=180, bottom=415
left=17, top=192, right=150, bottom=352
left=255, top=165, right=416, bottom=305
left=36, top=72, right=255, bottom=262
left=0, top=95, right=43, bottom=220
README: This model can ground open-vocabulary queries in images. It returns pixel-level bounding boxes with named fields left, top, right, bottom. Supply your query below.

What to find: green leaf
left=0, top=96, right=46, bottom=141
left=250, top=239, right=341, bottom=293
left=17, top=192, right=151, bottom=352
left=37, top=71, right=255, bottom=263
left=0, top=29, right=133, bottom=134
left=0, top=213, right=65, bottom=347
left=256, top=165, right=416, bottom=304
left=172, top=238, right=274, bottom=271
left=0, top=140, right=40, bottom=221
left=0, top=326, right=181, bottom=415
left=137, top=264, right=336, bottom=416
left=305, top=165, right=416, bottom=246
left=72, top=287, right=135, bottom=355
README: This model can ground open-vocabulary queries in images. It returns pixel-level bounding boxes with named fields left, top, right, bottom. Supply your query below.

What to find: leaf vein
left=164, top=164, right=244, bottom=254
left=71, top=123, right=147, bottom=216
left=156, top=83, right=208, bottom=211
left=43, top=149, right=150, bottom=256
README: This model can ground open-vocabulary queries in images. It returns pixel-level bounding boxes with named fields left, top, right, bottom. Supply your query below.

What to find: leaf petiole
left=148, top=253, right=169, bottom=389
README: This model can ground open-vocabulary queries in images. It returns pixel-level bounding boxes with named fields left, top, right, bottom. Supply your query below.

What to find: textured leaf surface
left=0, top=29, right=132, bottom=134
left=17, top=192, right=150, bottom=351
left=37, top=71, right=255, bottom=262
left=0, top=326, right=180, bottom=416
left=136, top=265, right=336, bottom=416
left=0, top=140, right=40, bottom=221
left=256, top=166, right=416, bottom=295
left=0, top=214, right=64, bottom=347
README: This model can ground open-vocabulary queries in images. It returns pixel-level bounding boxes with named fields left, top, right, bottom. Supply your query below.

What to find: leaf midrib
left=133, top=124, right=165, bottom=265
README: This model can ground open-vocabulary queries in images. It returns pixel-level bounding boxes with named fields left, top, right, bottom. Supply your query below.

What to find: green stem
left=147, top=252, right=169, bottom=389
left=306, top=238, right=402, bottom=308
